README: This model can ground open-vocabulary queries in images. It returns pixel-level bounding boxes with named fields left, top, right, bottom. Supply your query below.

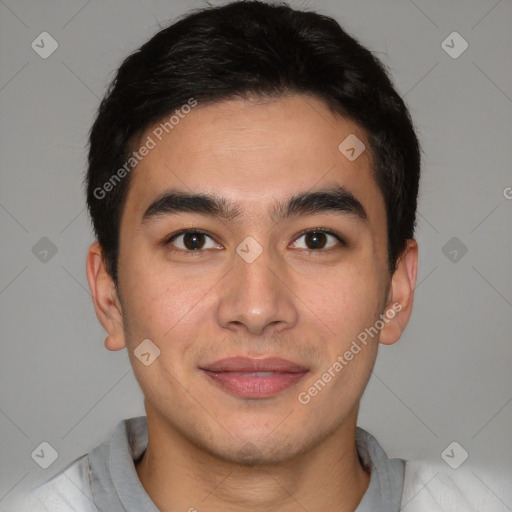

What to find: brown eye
left=182, top=232, right=206, bottom=250
left=304, top=232, right=328, bottom=249
left=291, top=229, right=344, bottom=251
left=167, top=230, right=221, bottom=251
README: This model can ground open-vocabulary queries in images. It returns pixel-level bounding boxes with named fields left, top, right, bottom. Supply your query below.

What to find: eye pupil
left=305, top=232, right=327, bottom=249
left=183, top=233, right=205, bottom=250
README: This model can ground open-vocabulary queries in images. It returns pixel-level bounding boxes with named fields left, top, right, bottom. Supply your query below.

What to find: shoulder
left=1, top=455, right=98, bottom=512
left=401, top=459, right=509, bottom=512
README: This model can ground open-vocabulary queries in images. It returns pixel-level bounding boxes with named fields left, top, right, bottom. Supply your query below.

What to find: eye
left=165, top=230, right=222, bottom=251
left=290, top=229, right=345, bottom=251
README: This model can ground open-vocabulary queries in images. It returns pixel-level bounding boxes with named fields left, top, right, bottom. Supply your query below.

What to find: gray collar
left=89, top=416, right=405, bottom=511
left=354, top=427, right=405, bottom=511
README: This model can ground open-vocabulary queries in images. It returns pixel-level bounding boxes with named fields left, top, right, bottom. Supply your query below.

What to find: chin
left=221, top=441, right=301, bottom=466
left=202, top=427, right=308, bottom=466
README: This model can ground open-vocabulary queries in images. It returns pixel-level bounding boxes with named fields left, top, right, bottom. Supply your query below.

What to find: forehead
left=122, top=94, right=385, bottom=227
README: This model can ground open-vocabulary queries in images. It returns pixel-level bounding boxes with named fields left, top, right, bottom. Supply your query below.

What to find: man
left=4, top=1, right=501, bottom=511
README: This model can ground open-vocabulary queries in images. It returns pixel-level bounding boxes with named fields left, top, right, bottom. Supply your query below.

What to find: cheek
left=121, top=277, right=203, bottom=393
left=119, top=252, right=220, bottom=350
left=301, top=261, right=383, bottom=340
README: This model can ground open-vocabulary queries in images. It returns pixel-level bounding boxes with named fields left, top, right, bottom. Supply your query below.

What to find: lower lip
left=201, top=370, right=308, bottom=398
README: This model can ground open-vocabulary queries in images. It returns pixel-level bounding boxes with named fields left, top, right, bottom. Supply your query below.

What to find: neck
left=135, top=407, right=370, bottom=512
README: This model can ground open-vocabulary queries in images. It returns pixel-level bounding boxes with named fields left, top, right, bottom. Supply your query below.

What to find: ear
left=379, top=239, right=418, bottom=346
left=86, top=241, right=126, bottom=351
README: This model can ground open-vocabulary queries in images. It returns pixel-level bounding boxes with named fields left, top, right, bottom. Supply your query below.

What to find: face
left=88, top=93, right=417, bottom=464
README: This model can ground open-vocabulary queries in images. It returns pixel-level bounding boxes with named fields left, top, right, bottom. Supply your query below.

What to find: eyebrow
left=140, top=185, right=368, bottom=226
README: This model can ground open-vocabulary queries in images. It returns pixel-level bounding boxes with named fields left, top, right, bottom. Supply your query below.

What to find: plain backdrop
left=0, top=0, right=511, bottom=504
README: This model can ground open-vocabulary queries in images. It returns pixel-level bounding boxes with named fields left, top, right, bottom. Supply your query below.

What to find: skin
left=86, top=93, right=418, bottom=512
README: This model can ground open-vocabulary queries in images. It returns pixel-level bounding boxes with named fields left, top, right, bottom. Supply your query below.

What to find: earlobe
left=86, top=241, right=126, bottom=351
left=379, top=239, right=418, bottom=346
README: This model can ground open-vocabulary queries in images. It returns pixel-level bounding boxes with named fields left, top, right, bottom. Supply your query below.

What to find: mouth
left=199, top=357, right=309, bottom=399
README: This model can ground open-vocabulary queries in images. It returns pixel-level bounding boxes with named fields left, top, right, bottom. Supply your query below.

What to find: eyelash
left=162, top=228, right=346, bottom=255
left=293, top=227, right=346, bottom=249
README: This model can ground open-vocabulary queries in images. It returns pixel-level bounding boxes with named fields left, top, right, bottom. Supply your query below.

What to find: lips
left=200, top=357, right=309, bottom=398
left=201, top=357, right=308, bottom=373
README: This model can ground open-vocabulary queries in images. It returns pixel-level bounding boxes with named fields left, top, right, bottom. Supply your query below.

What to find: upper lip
left=200, top=357, right=308, bottom=373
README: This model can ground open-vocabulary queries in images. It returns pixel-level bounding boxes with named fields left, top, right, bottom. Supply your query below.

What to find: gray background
left=1, top=0, right=511, bottom=506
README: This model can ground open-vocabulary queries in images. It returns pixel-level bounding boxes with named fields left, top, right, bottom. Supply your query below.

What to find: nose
left=216, top=245, right=299, bottom=336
